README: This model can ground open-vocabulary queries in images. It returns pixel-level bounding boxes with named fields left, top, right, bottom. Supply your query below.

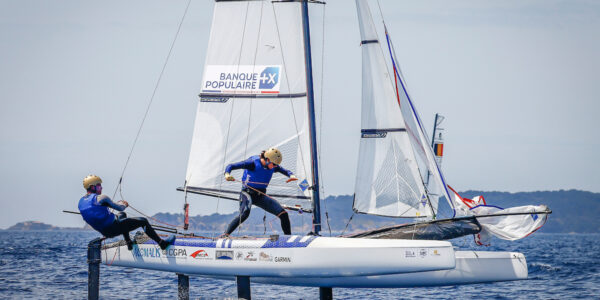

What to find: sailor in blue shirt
left=78, top=175, right=175, bottom=250
left=223, top=147, right=297, bottom=236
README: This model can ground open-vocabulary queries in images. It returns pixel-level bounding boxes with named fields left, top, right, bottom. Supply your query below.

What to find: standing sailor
left=78, top=175, right=175, bottom=250
left=223, top=147, right=297, bottom=236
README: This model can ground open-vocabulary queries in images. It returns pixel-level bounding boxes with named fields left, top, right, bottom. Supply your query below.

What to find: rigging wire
left=242, top=0, right=265, bottom=160
left=215, top=2, right=251, bottom=234
left=271, top=2, right=310, bottom=194
left=238, top=1, right=266, bottom=236
left=316, top=2, right=332, bottom=237
left=230, top=1, right=253, bottom=236
left=128, top=204, right=184, bottom=229
left=341, top=212, right=355, bottom=236
left=111, top=0, right=192, bottom=201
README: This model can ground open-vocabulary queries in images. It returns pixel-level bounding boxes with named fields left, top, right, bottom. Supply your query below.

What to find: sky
left=0, top=0, right=598, bottom=228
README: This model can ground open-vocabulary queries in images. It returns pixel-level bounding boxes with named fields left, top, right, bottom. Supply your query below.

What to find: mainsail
left=353, top=0, right=433, bottom=218
left=184, top=1, right=314, bottom=209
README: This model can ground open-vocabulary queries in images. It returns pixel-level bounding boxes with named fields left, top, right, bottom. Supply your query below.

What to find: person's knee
left=116, top=212, right=127, bottom=220
left=240, top=208, right=251, bottom=221
left=278, top=211, right=289, bottom=220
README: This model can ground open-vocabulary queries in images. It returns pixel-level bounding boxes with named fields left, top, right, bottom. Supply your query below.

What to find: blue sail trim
left=383, top=27, right=456, bottom=218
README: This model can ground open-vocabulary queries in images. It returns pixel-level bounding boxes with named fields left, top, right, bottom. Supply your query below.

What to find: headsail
left=353, top=0, right=431, bottom=218
left=184, top=1, right=313, bottom=209
left=383, top=28, right=455, bottom=217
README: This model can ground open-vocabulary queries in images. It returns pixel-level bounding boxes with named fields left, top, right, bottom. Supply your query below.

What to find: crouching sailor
left=78, top=174, right=175, bottom=251
left=223, top=147, right=298, bottom=236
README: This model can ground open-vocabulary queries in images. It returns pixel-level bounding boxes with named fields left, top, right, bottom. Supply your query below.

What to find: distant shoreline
left=5, top=190, right=600, bottom=233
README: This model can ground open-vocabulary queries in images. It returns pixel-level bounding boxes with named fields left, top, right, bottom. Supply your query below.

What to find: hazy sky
left=1, top=0, right=598, bottom=228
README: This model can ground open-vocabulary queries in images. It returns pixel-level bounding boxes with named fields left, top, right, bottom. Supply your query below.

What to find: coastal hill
left=7, top=221, right=86, bottom=231
left=5, top=190, right=598, bottom=233
left=153, top=189, right=599, bottom=234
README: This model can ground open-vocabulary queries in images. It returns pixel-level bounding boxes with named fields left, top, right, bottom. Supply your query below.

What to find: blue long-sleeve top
left=225, top=155, right=293, bottom=190
left=96, top=194, right=127, bottom=211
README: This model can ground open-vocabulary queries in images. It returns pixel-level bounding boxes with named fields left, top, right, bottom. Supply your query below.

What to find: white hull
left=248, top=251, right=528, bottom=287
left=102, top=235, right=455, bottom=278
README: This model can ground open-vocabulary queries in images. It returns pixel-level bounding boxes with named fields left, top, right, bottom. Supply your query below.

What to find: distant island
left=5, top=190, right=599, bottom=233
left=6, top=221, right=89, bottom=231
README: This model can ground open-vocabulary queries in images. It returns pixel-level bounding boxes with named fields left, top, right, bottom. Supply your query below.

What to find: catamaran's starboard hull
left=244, top=251, right=527, bottom=287
left=101, top=235, right=455, bottom=277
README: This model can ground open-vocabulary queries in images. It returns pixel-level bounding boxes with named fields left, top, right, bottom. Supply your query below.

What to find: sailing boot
left=159, top=235, right=176, bottom=250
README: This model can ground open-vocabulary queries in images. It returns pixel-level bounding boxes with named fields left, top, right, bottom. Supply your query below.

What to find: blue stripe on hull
left=141, top=235, right=317, bottom=249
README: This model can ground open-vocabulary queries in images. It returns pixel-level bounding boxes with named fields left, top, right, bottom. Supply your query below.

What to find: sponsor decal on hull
left=131, top=246, right=188, bottom=259
left=235, top=251, right=259, bottom=262
left=405, top=250, right=416, bottom=258
left=274, top=256, right=292, bottom=263
left=419, top=248, right=428, bottom=258
left=133, top=247, right=161, bottom=258
left=216, top=250, right=234, bottom=260
left=259, top=252, right=273, bottom=262
left=244, top=251, right=257, bottom=262
left=190, top=249, right=211, bottom=260
left=163, top=248, right=187, bottom=259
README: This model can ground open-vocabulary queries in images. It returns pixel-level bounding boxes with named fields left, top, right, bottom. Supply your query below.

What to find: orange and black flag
left=434, top=143, right=444, bottom=157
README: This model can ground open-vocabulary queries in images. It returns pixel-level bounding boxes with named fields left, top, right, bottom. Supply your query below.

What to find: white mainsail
left=353, top=0, right=431, bottom=218
left=185, top=1, right=313, bottom=207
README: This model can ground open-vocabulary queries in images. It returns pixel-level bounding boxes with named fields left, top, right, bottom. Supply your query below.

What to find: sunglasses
left=265, top=159, right=277, bottom=169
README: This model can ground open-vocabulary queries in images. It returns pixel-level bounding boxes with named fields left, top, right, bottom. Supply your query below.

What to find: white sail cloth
left=449, top=187, right=549, bottom=245
left=353, top=0, right=431, bottom=218
left=185, top=1, right=313, bottom=205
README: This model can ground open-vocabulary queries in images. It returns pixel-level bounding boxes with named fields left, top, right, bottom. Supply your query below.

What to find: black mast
left=301, top=0, right=322, bottom=235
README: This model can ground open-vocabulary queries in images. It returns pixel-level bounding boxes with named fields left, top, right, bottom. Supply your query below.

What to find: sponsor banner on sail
left=202, top=65, right=282, bottom=95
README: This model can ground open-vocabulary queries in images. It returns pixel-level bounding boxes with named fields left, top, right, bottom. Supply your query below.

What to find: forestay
left=185, top=1, right=313, bottom=208
left=353, top=0, right=431, bottom=218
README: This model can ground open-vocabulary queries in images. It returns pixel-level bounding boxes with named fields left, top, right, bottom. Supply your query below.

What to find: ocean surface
left=0, top=231, right=598, bottom=299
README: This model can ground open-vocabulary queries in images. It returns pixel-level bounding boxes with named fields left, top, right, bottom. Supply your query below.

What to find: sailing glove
left=224, top=173, right=235, bottom=181
left=286, top=174, right=298, bottom=183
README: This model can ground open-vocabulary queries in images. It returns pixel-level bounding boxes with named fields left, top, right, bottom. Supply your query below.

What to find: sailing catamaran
left=101, top=0, right=549, bottom=287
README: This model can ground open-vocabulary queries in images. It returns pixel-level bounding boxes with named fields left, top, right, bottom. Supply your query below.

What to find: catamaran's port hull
left=244, top=251, right=528, bottom=287
left=101, top=235, right=455, bottom=277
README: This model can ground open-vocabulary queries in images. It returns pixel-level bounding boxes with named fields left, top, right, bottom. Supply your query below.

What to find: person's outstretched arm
left=274, top=165, right=297, bottom=182
left=224, top=158, right=256, bottom=181
left=225, top=158, right=255, bottom=174
left=97, top=194, right=127, bottom=211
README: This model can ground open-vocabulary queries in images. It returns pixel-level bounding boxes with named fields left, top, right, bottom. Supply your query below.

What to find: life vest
left=78, top=193, right=115, bottom=234
left=242, top=155, right=275, bottom=190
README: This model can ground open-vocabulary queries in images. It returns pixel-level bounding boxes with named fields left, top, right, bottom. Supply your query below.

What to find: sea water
left=0, top=231, right=598, bottom=299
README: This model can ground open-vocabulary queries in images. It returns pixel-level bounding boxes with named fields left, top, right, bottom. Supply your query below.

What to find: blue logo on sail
left=259, top=67, right=280, bottom=90
left=299, top=179, right=309, bottom=192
